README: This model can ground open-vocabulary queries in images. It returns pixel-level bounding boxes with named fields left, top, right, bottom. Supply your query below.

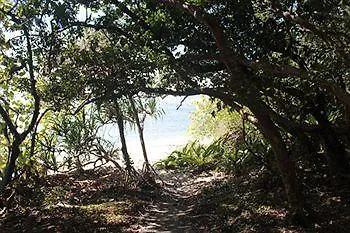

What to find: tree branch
left=73, top=96, right=104, bottom=115
left=111, top=0, right=151, bottom=32
left=269, top=3, right=332, bottom=45
left=21, top=26, right=40, bottom=140
left=0, top=105, right=19, bottom=139
left=70, top=21, right=130, bottom=38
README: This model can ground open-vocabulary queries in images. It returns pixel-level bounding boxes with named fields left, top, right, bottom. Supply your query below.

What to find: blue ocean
left=99, top=95, right=199, bottom=167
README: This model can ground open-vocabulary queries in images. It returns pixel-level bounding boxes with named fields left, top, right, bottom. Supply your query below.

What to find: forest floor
left=0, top=166, right=349, bottom=232
left=126, top=170, right=227, bottom=232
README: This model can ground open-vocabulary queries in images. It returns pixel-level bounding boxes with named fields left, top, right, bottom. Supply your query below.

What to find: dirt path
left=126, top=170, right=226, bottom=233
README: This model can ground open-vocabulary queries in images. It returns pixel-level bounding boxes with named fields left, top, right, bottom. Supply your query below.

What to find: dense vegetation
left=157, top=96, right=269, bottom=173
left=1, top=0, right=350, bottom=232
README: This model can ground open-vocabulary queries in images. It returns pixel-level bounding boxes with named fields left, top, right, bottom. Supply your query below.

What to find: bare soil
left=1, top=166, right=349, bottom=233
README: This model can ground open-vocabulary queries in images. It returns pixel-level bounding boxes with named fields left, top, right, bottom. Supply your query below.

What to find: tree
left=97, top=96, right=163, bottom=174
left=127, top=95, right=164, bottom=172
left=50, top=105, right=120, bottom=172
left=0, top=3, right=41, bottom=189
left=0, top=0, right=81, bottom=189
left=39, top=0, right=350, bottom=213
left=53, top=0, right=303, bottom=208
left=189, top=96, right=241, bottom=140
left=99, top=99, right=134, bottom=174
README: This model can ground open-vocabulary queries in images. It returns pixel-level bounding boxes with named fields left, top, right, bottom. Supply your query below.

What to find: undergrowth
left=155, top=132, right=271, bottom=173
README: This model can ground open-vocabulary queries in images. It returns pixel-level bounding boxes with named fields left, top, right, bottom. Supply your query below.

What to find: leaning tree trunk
left=161, top=0, right=302, bottom=211
left=115, top=101, right=133, bottom=174
left=128, top=97, right=151, bottom=171
left=221, top=93, right=303, bottom=211
left=251, top=106, right=302, bottom=212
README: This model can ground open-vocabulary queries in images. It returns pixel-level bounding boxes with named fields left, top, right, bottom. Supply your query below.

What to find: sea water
left=99, top=95, right=199, bottom=168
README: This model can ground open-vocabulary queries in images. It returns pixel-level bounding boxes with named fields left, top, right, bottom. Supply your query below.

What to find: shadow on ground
left=0, top=167, right=151, bottom=233
left=127, top=170, right=227, bottom=233
left=190, top=168, right=350, bottom=233
left=2, top=167, right=349, bottom=233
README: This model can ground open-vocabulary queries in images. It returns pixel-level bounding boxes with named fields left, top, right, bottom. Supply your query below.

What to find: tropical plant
left=51, top=106, right=120, bottom=172
left=98, top=99, right=134, bottom=174
left=157, top=122, right=272, bottom=173
left=44, top=0, right=350, bottom=211
left=98, top=96, right=164, bottom=173
left=0, top=0, right=349, bottom=214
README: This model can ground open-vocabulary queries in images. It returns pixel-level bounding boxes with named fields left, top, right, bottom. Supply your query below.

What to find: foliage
left=176, top=95, right=272, bottom=172
left=125, top=97, right=165, bottom=129
left=156, top=125, right=271, bottom=172
left=34, top=112, right=61, bottom=172
left=189, top=96, right=241, bottom=139
left=0, top=0, right=77, bottom=188
left=156, top=140, right=227, bottom=170
left=51, top=106, right=120, bottom=171
left=98, top=96, right=164, bottom=130
left=0, top=0, right=349, bottom=214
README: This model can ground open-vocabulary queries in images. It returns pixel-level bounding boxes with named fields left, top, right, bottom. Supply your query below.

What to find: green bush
left=156, top=134, right=241, bottom=172
left=157, top=123, right=272, bottom=173
left=157, top=96, right=273, bottom=173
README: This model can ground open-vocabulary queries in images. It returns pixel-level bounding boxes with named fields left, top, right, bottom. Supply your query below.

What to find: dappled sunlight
left=127, top=169, right=226, bottom=232
left=1, top=1, right=350, bottom=232
left=0, top=168, right=148, bottom=232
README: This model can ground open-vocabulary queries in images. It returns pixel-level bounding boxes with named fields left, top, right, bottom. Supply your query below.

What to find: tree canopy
left=0, top=0, right=350, bottom=220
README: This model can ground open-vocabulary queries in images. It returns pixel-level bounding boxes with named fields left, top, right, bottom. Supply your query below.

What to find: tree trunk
left=312, top=94, right=350, bottom=176
left=251, top=107, right=302, bottom=210
left=74, top=153, right=84, bottom=172
left=1, top=141, right=21, bottom=191
left=128, top=97, right=150, bottom=171
left=157, top=0, right=303, bottom=210
left=115, top=101, right=133, bottom=173
left=313, top=111, right=350, bottom=175
left=0, top=24, right=41, bottom=191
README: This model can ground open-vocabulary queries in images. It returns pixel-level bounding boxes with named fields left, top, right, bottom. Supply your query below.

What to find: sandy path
left=126, top=170, right=226, bottom=233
